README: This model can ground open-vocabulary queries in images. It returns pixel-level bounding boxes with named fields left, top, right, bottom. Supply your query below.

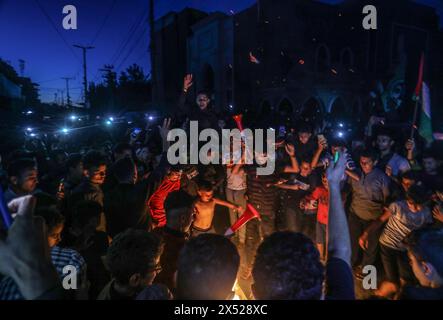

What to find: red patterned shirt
left=148, top=178, right=180, bottom=227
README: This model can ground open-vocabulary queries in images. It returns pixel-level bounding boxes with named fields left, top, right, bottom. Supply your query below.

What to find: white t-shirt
left=226, top=167, right=247, bottom=191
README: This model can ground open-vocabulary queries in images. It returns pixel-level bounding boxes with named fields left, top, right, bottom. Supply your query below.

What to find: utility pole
left=59, top=90, right=65, bottom=107
left=61, top=77, right=75, bottom=108
left=18, top=59, right=25, bottom=77
left=73, top=45, right=94, bottom=108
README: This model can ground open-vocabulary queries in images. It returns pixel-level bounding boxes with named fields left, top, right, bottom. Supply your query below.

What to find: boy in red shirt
left=302, top=173, right=329, bottom=261
left=148, top=167, right=182, bottom=228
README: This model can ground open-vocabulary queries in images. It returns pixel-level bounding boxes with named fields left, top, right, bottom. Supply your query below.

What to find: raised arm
left=272, top=180, right=300, bottom=191
left=282, top=143, right=300, bottom=173
left=311, top=139, right=327, bottom=169
left=158, top=118, right=172, bottom=153
left=178, top=74, right=193, bottom=115
left=326, top=151, right=351, bottom=266
left=1, top=196, right=63, bottom=300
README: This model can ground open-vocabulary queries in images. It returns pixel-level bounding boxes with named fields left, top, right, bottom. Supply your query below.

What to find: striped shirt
left=0, top=246, right=86, bottom=300
left=379, top=201, right=432, bottom=251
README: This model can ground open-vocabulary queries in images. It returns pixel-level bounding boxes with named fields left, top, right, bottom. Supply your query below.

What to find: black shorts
left=190, top=225, right=215, bottom=238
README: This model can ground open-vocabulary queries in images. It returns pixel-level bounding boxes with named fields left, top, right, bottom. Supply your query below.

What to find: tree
left=0, top=59, right=40, bottom=108
left=89, top=63, right=151, bottom=112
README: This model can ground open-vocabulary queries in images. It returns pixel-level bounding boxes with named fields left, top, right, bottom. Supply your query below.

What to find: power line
left=40, top=87, right=82, bottom=90
left=33, top=0, right=80, bottom=63
left=115, top=27, right=147, bottom=72
left=36, top=77, right=62, bottom=84
left=135, top=49, right=149, bottom=64
left=91, top=10, right=147, bottom=83
left=90, top=0, right=118, bottom=46
left=111, top=11, right=147, bottom=67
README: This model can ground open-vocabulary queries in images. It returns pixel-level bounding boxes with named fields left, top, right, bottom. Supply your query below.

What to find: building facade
left=153, top=0, right=443, bottom=130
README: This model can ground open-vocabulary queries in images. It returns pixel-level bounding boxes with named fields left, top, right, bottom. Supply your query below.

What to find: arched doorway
left=299, top=97, right=324, bottom=130
left=278, top=98, right=293, bottom=117
left=278, top=98, right=294, bottom=127
left=329, top=97, right=347, bottom=122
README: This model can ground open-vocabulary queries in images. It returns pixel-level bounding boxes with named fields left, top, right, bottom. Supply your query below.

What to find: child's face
left=298, top=132, right=311, bottom=144
left=87, top=165, right=107, bottom=185
left=406, top=199, right=422, bottom=213
left=300, top=162, right=312, bottom=177
left=14, top=167, right=38, bottom=193
left=360, top=156, right=374, bottom=174
left=47, top=223, right=64, bottom=248
left=376, top=135, right=393, bottom=152
left=131, top=256, right=162, bottom=290
left=423, top=157, right=438, bottom=174
left=401, top=178, right=415, bottom=192
left=167, top=170, right=182, bottom=182
left=198, top=190, right=214, bottom=202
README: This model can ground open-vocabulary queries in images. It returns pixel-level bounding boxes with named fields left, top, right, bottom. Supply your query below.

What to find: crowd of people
left=0, top=75, right=443, bottom=300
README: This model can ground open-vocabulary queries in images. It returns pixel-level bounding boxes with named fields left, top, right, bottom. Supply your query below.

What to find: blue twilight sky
left=0, top=0, right=442, bottom=103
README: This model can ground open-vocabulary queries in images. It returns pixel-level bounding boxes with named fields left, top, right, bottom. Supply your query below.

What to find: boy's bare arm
left=273, top=183, right=300, bottom=191
left=214, top=198, right=243, bottom=211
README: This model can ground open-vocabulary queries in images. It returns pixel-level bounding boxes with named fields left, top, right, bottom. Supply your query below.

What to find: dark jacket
left=245, top=166, right=280, bottom=216
left=153, top=227, right=188, bottom=291
left=178, top=92, right=219, bottom=131
left=104, top=183, right=149, bottom=238
left=68, top=180, right=106, bottom=232
left=349, top=168, right=391, bottom=221
left=97, top=279, right=136, bottom=300
left=400, top=285, right=443, bottom=300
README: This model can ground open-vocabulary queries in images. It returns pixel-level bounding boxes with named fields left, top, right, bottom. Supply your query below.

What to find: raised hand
left=1, top=196, right=60, bottom=299
left=158, top=118, right=172, bottom=152
left=158, top=118, right=172, bottom=141
left=405, top=139, right=415, bottom=152
left=183, top=74, right=193, bottom=92
left=326, top=150, right=347, bottom=185
left=433, top=205, right=443, bottom=223
left=285, top=143, right=295, bottom=157
left=317, top=138, right=327, bottom=151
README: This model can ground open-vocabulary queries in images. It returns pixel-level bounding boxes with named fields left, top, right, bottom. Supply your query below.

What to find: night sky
left=1, top=0, right=442, bottom=103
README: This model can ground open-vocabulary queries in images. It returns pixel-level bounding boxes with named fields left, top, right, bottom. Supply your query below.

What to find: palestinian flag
left=413, top=53, right=433, bottom=145
left=419, top=82, right=433, bottom=145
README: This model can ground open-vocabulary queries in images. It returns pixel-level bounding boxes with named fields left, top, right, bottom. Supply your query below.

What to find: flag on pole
left=419, top=82, right=433, bottom=145
left=414, top=53, right=425, bottom=99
